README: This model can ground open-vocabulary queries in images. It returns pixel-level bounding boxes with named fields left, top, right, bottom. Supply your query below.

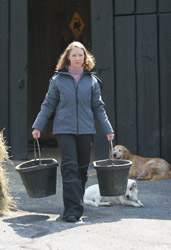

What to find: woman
left=32, top=41, right=114, bottom=222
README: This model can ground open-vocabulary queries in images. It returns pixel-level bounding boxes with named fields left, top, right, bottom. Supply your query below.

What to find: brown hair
left=56, top=41, right=95, bottom=71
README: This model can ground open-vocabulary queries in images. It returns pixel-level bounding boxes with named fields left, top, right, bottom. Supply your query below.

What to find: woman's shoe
left=62, top=215, right=78, bottom=223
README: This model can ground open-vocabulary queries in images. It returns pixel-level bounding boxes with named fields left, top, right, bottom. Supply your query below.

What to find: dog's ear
left=134, top=182, right=137, bottom=188
left=132, top=181, right=137, bottom=189
left=122, top=146, right=130, bottom=159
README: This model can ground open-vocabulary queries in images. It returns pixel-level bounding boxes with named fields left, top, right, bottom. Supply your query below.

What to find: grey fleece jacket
left=32, top=70, right=114, bottom=135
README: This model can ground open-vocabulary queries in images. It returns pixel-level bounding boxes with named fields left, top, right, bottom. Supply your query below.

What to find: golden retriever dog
left=113, top=145, right=171, bottom=180
left=84, top=179, right=143, bottom=207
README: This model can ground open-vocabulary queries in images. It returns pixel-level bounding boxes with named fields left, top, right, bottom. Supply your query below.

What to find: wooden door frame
left=9, top=0, right=28, bottom=159
left=91, top=0, right=115, bottom=160
left=0, top=1, right=9, bottom=141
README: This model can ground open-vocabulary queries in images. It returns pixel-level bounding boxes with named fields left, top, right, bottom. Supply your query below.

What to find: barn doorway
left=28, top=0, right=91, bottom=152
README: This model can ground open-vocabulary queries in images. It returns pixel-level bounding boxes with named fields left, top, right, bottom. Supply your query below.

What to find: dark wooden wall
left=92, top=0, right=171, bottom=163
left=91, top=0, right=116, bottom=160
left=113, top=0, right=171, bottom=162
left=0, top=0, right=9, bottom=139
left=0, top=0, right=28, bottom=159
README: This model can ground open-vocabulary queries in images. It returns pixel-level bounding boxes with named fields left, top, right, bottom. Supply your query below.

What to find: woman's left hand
left=106, top=133, right=114, bottom=141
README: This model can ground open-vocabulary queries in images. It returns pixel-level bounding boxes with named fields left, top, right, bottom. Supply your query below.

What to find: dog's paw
left=102, top=202, right=113, bottom=207
left=132, top=202, right=142, bottom=207
left=98, top=202, right=113, bottom=207
left=106, top=202, right=113, bottom=207
left=138, top=200, right=144, bottom=207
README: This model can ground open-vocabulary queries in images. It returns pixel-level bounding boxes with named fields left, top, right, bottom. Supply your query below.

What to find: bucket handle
left=109, top=140, right=114, bottom=160
left=34, top=138, right=42, bottom=165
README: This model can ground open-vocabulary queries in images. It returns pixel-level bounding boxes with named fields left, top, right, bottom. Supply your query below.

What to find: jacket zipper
left=75, top=73, right=86, bottom=135
left=76, top=85, right=79, bottom=135
left=74, top=74, right=86, bottom=135
left=60, top=71, right=87, bottom=135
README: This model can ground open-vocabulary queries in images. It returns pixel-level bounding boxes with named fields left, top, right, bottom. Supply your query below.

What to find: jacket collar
left=54, top=69, right=102, bottom=83
left=55, top=69, right=91, bottom=76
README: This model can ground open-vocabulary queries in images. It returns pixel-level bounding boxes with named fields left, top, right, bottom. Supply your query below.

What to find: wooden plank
left=158, top=0, right=171, bottom=12
left=0, top=0, right=9, bottom=139
left=9, top=0, right=28, bottom=159
left=91, top=0, right=115, bottom=160
left=136, top=15, right=160, bottom=157
left=159, top=14, right=171, bottom=163
left=136, top=0, right=156, bottom=13
left=114, top=0, right=134, bottom=15
left=114, top=16, right=137, bottom=154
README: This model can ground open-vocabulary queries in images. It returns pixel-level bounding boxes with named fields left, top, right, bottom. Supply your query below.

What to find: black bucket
left=93, top=159, right=132, bottom=196
left=15, top=139, right=59, bottom=198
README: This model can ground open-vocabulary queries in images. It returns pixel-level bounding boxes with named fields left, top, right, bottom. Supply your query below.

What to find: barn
left=0, top=0, right=171, bottom=162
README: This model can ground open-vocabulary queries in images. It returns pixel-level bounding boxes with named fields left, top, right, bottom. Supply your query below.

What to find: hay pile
left=0, top=130, right=15, bottom=214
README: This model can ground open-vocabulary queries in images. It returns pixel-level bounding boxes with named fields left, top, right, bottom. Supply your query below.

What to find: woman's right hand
left=32, top=129, right=41, bottom=139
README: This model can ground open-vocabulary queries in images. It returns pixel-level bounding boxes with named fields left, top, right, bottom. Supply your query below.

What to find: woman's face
left=68, top=47, right=84, bottom=68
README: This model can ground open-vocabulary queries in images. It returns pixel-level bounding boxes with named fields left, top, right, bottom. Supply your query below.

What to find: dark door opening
left=28, top=0, right=91, bottom=151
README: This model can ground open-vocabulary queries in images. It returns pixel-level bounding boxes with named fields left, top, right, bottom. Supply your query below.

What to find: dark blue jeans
left=57, top=134, right=93, bottom=219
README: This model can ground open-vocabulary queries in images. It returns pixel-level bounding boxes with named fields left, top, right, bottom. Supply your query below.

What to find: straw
left=0, top=130, right=16, bottom=214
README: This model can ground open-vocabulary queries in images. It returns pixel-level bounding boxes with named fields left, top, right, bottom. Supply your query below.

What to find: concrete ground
left=0, top=146, right=171, bottom=250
